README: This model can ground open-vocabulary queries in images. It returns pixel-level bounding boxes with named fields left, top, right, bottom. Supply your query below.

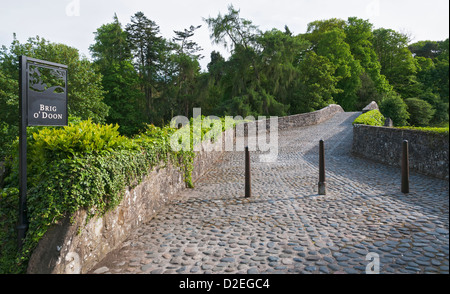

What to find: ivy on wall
left=0, top=116, right=237, bottom=273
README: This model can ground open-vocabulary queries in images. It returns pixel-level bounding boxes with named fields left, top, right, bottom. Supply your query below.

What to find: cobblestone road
left=90, top=112, right=449, bottom=274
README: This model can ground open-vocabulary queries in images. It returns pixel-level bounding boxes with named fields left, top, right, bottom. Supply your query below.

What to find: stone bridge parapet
left=27, top=104, right=344, bottom=274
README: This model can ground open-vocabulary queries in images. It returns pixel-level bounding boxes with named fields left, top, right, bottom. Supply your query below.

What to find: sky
left=0, top=0, right=449, bottom=71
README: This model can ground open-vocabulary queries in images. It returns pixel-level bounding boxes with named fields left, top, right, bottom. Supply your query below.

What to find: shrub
left=0, top=116, right=239, bottom=273
left=352, top=109, right=385, bottom=126
left=29, top=119, right=139, bottom=170
left=404, top=98, right=436, bottom=127
left=0, top=119, right=193, bottom=273
left=0, top=187, right=19, bottom=273
left=379, top=93, right=410, bottom=126
left=419, top=91, right=449, bottom=125
left=396, top=126, right=449, bottom=135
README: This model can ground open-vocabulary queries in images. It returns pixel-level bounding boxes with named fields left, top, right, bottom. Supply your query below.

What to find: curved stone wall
left=352, top=124, right=449, bottom=180
left=27, top=104, right=344, bottom=274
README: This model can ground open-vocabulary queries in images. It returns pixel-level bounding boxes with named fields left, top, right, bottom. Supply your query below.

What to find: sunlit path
left=90, top=112, right=449, bottom=274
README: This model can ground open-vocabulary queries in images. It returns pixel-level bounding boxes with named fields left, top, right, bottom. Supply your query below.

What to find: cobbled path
left=90, top=112, right=449, bottom=274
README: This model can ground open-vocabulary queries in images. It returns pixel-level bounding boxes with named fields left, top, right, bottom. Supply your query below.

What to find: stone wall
left=26, top=104, right=343, bottom=274
left=27, top=129, right=234, bottom=274
left=242, top=104, right=344, bottom=133
left=27, top=161, right=187, bottom=274
left=277, top=104, right=344, bottom=130
left=352, top=124, right=449, bottom=180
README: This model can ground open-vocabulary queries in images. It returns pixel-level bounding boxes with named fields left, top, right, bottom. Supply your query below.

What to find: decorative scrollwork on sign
left=26, top=59, right=68, bottom=126
left=28, top=65, right=66, bottom=95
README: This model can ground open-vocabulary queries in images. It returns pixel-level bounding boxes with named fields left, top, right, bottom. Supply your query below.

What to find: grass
left=396, top=126, right=449, bottom=135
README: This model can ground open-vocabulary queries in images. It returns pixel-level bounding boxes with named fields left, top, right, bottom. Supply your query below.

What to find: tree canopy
left=1, top=9, right=448, bottom=157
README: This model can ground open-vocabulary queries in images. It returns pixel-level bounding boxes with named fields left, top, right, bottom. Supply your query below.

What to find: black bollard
left=401, top=140, right=409, bottom=193
left=318, top=140, right=326, bottom=195
left=245, top=146, right=251, bottom=198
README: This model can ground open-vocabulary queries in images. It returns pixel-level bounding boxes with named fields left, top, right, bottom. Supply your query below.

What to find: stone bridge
left=88, top=111, right=449, bottom=274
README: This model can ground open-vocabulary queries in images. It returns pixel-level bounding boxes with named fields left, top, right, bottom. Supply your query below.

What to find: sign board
left=17, top=56, right=68, bottom=250
left=25, top=57, right=68, bottom=126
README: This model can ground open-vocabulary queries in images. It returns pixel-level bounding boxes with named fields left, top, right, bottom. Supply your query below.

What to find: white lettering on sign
left=34, top=104, right=63, bottom=120
left=40, top=104, right=57, bottom=112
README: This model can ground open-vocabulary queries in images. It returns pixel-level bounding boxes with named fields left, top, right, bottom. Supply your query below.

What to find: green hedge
left=396, top=126, right=449, bottom=136
left=352, top=109, right=386, bottom=126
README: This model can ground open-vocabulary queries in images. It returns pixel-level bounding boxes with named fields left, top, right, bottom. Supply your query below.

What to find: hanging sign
left=25, top=57, right=68, bottom=126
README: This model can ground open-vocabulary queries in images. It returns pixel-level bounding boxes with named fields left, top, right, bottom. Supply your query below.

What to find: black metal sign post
left=17, top=56, right=27, bottom=251
left=18, top=56, right=68, bottom=250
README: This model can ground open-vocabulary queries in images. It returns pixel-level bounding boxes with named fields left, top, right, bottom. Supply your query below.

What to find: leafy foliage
left=85, top=11, right=448, bottom=130
left=0, top=36, right=110, bottom=158
left=0, top=35, right=109, bottom=123
left=0, top=70, right=19, bottom=158
left=90, top=15, right=146, bottom=136
left=30, top=119, right=137, bottom=160
left=396, top=126, right=449, bottom=135
left=307, top=21, right=363, bottom=111
left=0, top=115, right=240, bottom=273
left=292, top=52, right=339, bottom=113
left=1, top=6, right=449, bottom=273
left=379, top=93, right=410, bottom=126
left=0, top=119, right=192, bottom=273
left=373, top=28, right=421, bottom=99
left=353, top=109, right=385, bottom=126
left=404, top=98, right=435, bottom=127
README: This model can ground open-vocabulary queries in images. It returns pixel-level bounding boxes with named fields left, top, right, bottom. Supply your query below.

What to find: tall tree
left=173, top=25, right=203, bottom=59
left=90, top=14, right=146, bottom=135
left=204, top=4, right=260, bottom=51
left=344, top=17, right=392, bottom=100
left=292, top=51, right=340, bottom=113
left=170, top=25, right=204, bottom=117
left=410, top=38, right=449, bottom=125
left=373, top=28, right=420, bottom=98
left=307, top=21, right=363, bottom=111
left=202, top=51, right=226, bottom=115
left=204, top=4, right=262, bottom=82
left=257, top=28, right=310, bottom=107
left=125, top=12, right=164, bottom=122
left=204, top=6, right=291, bottom=117
left=90, top=14, right=132, bottom=66
left=0, top=70, right=19, bottom=158
left=409, top=40, right=441, bottom=59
